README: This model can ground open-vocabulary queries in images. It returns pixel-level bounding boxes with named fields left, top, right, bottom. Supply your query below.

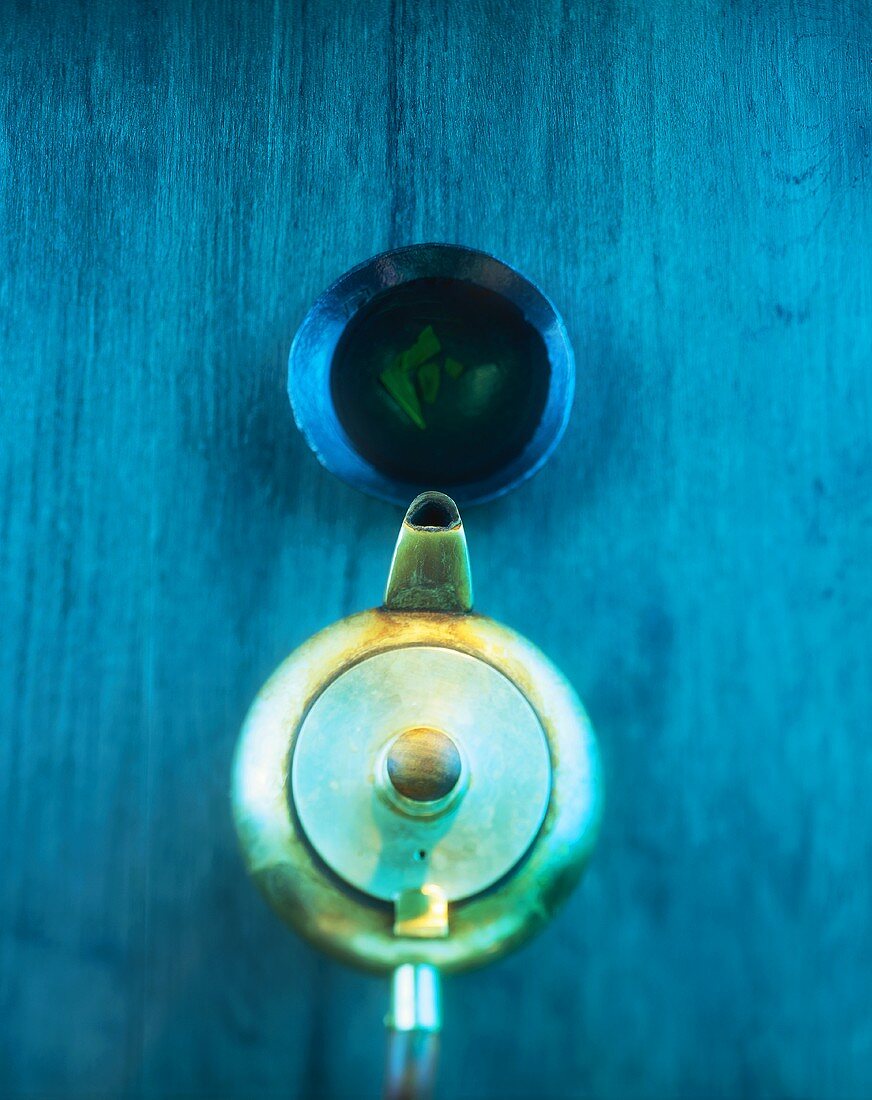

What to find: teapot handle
left=384, top=964, right=442, bottom=1100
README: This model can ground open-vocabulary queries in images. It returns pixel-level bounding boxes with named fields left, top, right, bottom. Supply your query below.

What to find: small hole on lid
left=413, top=849, right=427, bottom=862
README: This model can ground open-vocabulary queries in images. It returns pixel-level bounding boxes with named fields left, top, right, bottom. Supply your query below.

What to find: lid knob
left=386, top=727, right=463, bottom=803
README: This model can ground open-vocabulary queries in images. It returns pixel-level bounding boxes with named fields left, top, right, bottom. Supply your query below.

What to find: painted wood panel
left=1, top=1, right=870, bottom=1096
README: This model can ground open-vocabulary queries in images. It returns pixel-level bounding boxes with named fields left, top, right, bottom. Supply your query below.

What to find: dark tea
left=330, top=277, right=551, bottom=486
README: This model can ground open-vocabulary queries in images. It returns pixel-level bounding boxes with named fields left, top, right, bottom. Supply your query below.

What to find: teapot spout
left=384, top=492, right=473, bottom=614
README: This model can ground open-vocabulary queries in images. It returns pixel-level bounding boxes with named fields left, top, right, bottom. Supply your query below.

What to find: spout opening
left=406, top=493, right=460, bottom=531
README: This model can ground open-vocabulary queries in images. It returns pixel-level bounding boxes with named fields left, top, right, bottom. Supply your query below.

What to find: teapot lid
left=292, top=644, right=552, bottom=903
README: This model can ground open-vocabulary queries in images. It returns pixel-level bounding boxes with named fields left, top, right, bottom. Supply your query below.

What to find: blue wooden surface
left=1, top=2, right=871, bottom=1097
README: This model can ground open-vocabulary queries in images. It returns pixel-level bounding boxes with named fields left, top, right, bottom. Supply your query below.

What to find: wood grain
left=1, top=1, right=870, bottom=1097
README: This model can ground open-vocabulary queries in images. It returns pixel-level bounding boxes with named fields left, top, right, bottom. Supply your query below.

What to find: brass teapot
left=232, top=492, right=602, bottom=1095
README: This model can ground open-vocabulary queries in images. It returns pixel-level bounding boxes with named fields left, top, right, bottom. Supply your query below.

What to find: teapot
left=232, top=491, right=602, bottom=1095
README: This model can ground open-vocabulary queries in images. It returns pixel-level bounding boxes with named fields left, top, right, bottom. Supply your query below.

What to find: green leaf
left=380, top=365, right=426, bottom=429
left=403, top=325, right=441, bottom=370
left=444, top=356, right=465, bottom=379
left=418, top=360, right=440, bottom=404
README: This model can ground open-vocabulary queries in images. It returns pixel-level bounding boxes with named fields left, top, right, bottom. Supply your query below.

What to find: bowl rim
left=288, top=242, right=575, bottom=505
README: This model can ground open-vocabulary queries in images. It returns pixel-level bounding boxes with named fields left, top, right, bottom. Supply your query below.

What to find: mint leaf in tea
left=331, top=277, right=550, bottom=486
